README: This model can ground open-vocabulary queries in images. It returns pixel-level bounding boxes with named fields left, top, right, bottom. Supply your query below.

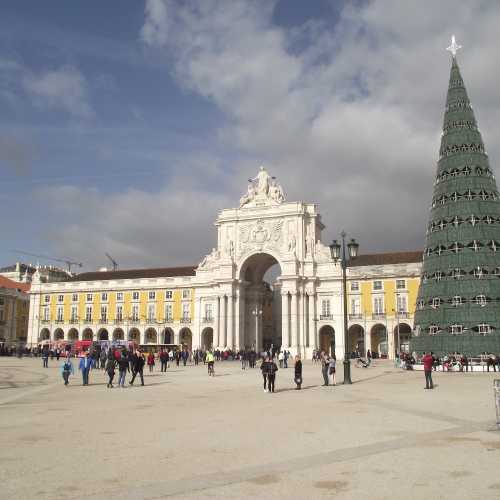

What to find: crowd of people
left=398, top=351, right=500, bottom=372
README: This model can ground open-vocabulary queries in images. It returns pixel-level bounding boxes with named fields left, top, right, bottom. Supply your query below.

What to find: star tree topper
left=446, top=35, right=462, bottom=58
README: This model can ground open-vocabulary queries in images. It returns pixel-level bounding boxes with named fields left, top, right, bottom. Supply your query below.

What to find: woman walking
left=260, top=356, right=270, bottom=392
left=294, top=355, right=302, bottom=390
left=147, top=352, right=155, bottom=372
left=117, top=352, right=129, bottom=388
left=105, top=351, right=117, bottom=388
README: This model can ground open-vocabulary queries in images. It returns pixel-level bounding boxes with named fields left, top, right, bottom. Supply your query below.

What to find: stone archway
left=394, top=323, right=412, bottom=354
left=145, top=327, right=158, bottom=344
left=319, top=325, right=335, bottom=355
left=371, top=324, right=387, bottom=357
left=113, top=328, right=124, bottom=341
left=128, top=328, right=140, bottom=343
left=238, top=252, right=283, bottom=351
left=68, top=328, right=79, bottom=341
left=98, top=328, right=109, bottom=341
left=202, top=327, right=213, bottom=350
left=162, top=327, right=174, bottom=344
left=82, top=328, right=93, bottom=340
left=39, top=328, right=50, bottom=341
left=179, top=328, right=192, bottom=351
left=54, top=329, right=64, bottom=341
left=348, top=324, right=365, bottom=356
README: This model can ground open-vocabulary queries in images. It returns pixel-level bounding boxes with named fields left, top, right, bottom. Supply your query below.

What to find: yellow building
left=0, top=276, right=30, bottom=347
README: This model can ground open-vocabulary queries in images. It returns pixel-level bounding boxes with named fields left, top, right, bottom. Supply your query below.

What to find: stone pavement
left=0, top=357, right=499, bottom=499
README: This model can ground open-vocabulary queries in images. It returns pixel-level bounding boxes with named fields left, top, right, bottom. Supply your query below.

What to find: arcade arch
left=54, top=329, right=64, bottom=341
left=128, top=328, right=140, bottom=343
left=370, top=324, right=387, bottom=357
left=394, top=323, right=412, bottom=353
left=145, top=327, right=157, bottom=344
left=113, top=328, right=124, bottom=341
left=39, top=328, right=50, bottom=341
left=82, top=328, right=93, bottom=340
left=98, top=328, right=109, bottom=341
left=162, top=327, right=174, bottom=344
left=319, top=325, right=335, bottom=355
left=348, top=324, right=365, bottom=356
left=201, top=327, right=213, bottom=350
left=179, top=328, right=192, bottom=350
left=68, top=328, right=79, bottom=341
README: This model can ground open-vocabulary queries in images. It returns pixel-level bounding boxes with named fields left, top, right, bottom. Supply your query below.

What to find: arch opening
left=371, top=324, right=387, bottom=358
left=319, top=325, right=335, bottom=355
left=348, top=324, right=365, bottom=357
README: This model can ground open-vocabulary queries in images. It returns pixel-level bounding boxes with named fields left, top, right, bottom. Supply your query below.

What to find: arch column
left=281, top=292, right=289, bottom=348
left=235, top=288, right=242, bottom=351
left=290, top=291, right=298, bottom=349
left=227, top=294, right=234, bottom=349
left=214, top=297, right=220, bottom=348
left=220, top=295, right=227, bottom=348
left=308, top=293, right=317, bottom=349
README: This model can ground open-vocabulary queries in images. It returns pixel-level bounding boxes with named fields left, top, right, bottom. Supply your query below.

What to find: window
left=86, top=294, right=93, bottom=302
left=165, top=290, right=173, bottom=300
left=116, top=305, right=123, bottom=321
left=321, top=299, right=331, bottom=317
left=72, top=294, right=78, bottom=302
left=148, top=291, right=156, bottom=300
left=434, top=271, right=443, bottom=281
left=44, top=295, right=50, bottom=304
left=182, top=303, right=190, bottom=319
left=451, top=268, right=464, bottom=280
left=450, top=324, right=463, bottom=335
left=373, top=280, right=383, bottom=291
left=43, top=307, right=50, bottom=321
left=475, top=295, right=487, bottom=306
left=396, top=295, right=407, bottom=313
left=131, top=305, right=139, bottom=321
left=350, top=281, right=359, bottom=291
left=116, top=292, right=123, bottom=301
left=101, top=292, right=108, bottom=302
left=396, top=279, right=406, bottom=290
left=205, top=303, right=213, bottom=320
left=373, top=296, right=384, bottom=314
left=416, top=299, right=424, bottom=310
left=429, top=325, right=439, bottom=335
left=71, top=306, right=77, bottom=322
left=451, top=296, right=463, bottom=307
left=147, top=304, right=155, bottom=321
left=100, top=305, right=107, bottom=322
left=132, top=291, right=140, bottom=301
left=182, top=290, right=191, bottom=299
left=165, top=304, right=173, bottom=321
left=58, top=295, right=64, bottom=303
left=431, top=297, right=441, bottom=309
left=56, top=306, right=63, bottom=321
left=85, top=306, right=92, bottom=322
left=350, top=297, right=360, bottom=315
left=478, top=324, right=491, bottom=334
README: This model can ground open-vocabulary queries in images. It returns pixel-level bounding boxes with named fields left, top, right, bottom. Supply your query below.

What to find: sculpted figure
left=239, top=183, right=256, bottom=207
left=250, top=166, right=271, bottom=195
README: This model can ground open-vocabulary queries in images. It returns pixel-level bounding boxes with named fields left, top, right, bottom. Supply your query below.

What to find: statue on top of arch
left=239, top=165, right=285, bottom=208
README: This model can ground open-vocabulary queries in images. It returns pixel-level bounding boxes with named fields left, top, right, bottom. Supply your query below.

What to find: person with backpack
left=265, top=356, right=279, bottom=393
left=294, top=355, right=302, bottom=390
left=117, top=352, right=129, bottom=388
left=105, top=352, right=117, bottom=388
left=60, top=356, right=74, bottom=386
left=130, top=350, right=146, bottom=386
left=260, top=356, right=270, bottom=392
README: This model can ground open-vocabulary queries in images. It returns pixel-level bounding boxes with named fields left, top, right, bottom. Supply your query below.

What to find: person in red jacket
left=422, top=351, right=434, bottom=389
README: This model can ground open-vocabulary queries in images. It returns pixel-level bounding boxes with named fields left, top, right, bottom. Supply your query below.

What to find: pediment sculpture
left=239, top=166, right=285, bottom=208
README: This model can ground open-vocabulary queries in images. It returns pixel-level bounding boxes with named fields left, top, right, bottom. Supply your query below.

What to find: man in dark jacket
left=422, top=351, right=434, bottom=389
left=265, top=357, right=279, bottom=393
left=129, top=351, right=145, bottom=386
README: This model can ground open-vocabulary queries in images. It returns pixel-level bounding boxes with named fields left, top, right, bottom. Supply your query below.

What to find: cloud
left=0, top=135, right=36, bottom=176
left=23, top=66, right=93, bottom=118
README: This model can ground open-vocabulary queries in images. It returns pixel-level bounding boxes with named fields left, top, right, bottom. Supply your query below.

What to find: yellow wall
left=408, top=278, right=420, bottom=313
left=156, top=292, right=164, bottom=321
left=124, top=292, right=131, bottom=319
left=173, top=290, right=181, bottom=320
left=49, top=295, right=56, bottom=321
left=385, top=280, right=396, bottom=315
left=139, top=292, right=147, bottom=320
left=93, top=293, right=100, bottom=321
left=78, top=294, right=85, bottom=322
left=63, top=294, right=71, bottom=322
left=109, top=292, right=116, bottom=321
left=360, top=282, right=372, bottom=315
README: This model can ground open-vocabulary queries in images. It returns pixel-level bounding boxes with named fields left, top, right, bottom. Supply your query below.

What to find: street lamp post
left=252, top=305, right=263, bottom=352
left=330, top=232, right=359, bottom=385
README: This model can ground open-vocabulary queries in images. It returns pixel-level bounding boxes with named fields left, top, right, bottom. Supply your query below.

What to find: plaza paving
left=0, top=357, right=499, bottom=499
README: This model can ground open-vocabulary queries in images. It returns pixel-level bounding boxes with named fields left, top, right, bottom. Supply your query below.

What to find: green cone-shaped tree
left=412, top=42, right=500, bottom=356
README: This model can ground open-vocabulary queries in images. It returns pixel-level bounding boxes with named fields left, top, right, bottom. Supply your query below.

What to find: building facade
left=0, top=276, right=30, bottom=346
left=27, top=167, right=422, bottom=359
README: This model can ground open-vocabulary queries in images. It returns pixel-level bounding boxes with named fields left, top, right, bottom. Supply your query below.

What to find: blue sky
left=1, top=0, right=499, bottom=271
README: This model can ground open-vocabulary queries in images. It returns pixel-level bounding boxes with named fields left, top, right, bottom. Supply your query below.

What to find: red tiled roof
left=67, top=266, right=197, bottom=282
left=0, top=276, right=31, bottom=293
left=348, top=251, right=423, bottom=267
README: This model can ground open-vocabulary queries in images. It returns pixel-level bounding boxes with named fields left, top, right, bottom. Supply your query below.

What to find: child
left=60, top=356, right=74, bottom=386
left=294, top=355, right=302, bottom=390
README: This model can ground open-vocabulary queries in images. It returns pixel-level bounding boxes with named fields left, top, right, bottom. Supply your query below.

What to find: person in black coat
left=294, top=355, right=302, bottom=390
left=117, top=353, right=129, bottom=388
left=105, top=351, right=117, bottom=388
left=265, top=357, right=279, bottom=393
left=129, top=351, right=145, bottom=386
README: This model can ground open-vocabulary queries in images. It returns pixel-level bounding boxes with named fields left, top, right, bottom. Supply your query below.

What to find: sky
left=1, top=0, right=500, bottom=272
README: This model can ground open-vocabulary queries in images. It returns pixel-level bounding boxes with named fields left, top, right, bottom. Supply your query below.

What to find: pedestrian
left=147, top=352, right=155, bottom=372
left=130, top=351, right=145, bottom=386
left=266, top=356, right=279, bottom=393
left=284, top=350, right=289, bottom=369
left=105, top=352, right=117, bottom=388
left=160, top=350, right=168, bottom=372
left=206, top=349, right=215, bottom=376
left=321, top=351, right=330, bottom=386
left=42, top=347, right=49, bottom=368
left=261, top=356, right=270, bottom=392
left=100, top=349, right=107, bottom=370
left=328, top=354, right=337, bottom=386
left=294, top=355, right=302, bottom=390
left=422, top=351, right=434, bottom=389
left=78, top=352, right=94, bottom=386
left=278, top=351, right=284, bottom=368
left=117, top=352, right=129, bottom=388
left=60, top=356, right=74, bottom=386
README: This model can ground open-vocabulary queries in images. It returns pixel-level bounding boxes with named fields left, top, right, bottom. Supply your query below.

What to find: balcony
left=69, top=319, right=79, bottom=324
left=202, top=317, right=214, bottom=323
left=165, top=317, right=174, bottom=323
left=319, top=314, right=333, bottom=321
left=129, top=319, right=139, bottom=324
left=55, top=319, right=64, bottom=324
left=396, top=311, right=410, bottom=319
left=372, top=313, right=386, bottom=320
left=100, top=319, right=108, bottom=324
left=114, top=319, right=123, bottom=324
left=349, top=314, right=362, bottom=320
left=41, top=319, right=50, bottom=324
left=180, top=317, right=191, bottom=324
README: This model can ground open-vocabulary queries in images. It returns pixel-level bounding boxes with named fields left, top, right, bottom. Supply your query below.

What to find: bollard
left=495, top=380, right=500, bottom=429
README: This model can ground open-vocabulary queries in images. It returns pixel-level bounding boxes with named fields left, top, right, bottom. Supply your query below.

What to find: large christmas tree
left=412, top=37, right=500, bottom=356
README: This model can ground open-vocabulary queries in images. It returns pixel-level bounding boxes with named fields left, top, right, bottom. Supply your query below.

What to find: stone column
left=220, top=295, right=227, bottom=348
left=281, top=292, right=289, bottom=348
left=227, top=294, right=234, bottom=349
left=308, top=293, right=317, bottom=349
left=214, top=296, right=220, bottom=348
left=235, top=288, right=241, bottom=350
left=290, top=292, right=298, bottom=349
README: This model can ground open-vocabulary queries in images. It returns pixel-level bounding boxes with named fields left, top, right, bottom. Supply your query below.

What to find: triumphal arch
left=193, top=166, right=343, bottom=358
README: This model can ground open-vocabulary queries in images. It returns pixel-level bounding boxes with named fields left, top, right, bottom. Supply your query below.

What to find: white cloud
left=23, top=66, right=93, bottom=118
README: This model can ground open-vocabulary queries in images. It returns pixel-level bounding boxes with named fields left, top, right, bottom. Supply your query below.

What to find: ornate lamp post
left=252, top=305, right=263, bottom=352
left=330, top=232, right=359, bottom=385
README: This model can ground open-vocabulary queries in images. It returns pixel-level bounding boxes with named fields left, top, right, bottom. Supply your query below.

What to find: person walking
left=130, top=351, right=145, bottom=386
left=294, top=355, right=302, bottom=390
left=422, top=351, right=434, bottom=389
left=42, top=346, right=49, bottom=368
left=206, top=349, right=215, bottom=376
left=278, top=351, right=284, bottom=368
left=329, top=354, right=337, bottom=386
left=159, top=350, right=168, bottom=372
left=260, top=356, right=270, bottom=392
left=147, top=352, right=155, bottom=372
left=60, top=356, right=74, bottom=386
left=105, top=352, right=117, bottom=388
left=78, top=352, right=94, bottom=386
left=117, top=352, right=129, bottom=388
left=266, top=356, right=279, bottom=393
left=321, top=351, right=330, bottom=386
left=284, top=350, right=289, bottom=369
left=100, top=349, right=107, bottom=370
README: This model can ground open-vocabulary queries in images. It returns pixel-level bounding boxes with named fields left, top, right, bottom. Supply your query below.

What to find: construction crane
left=105, top=253, right=118, bottom=271
left=10, top=249, right=83, bottom=274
